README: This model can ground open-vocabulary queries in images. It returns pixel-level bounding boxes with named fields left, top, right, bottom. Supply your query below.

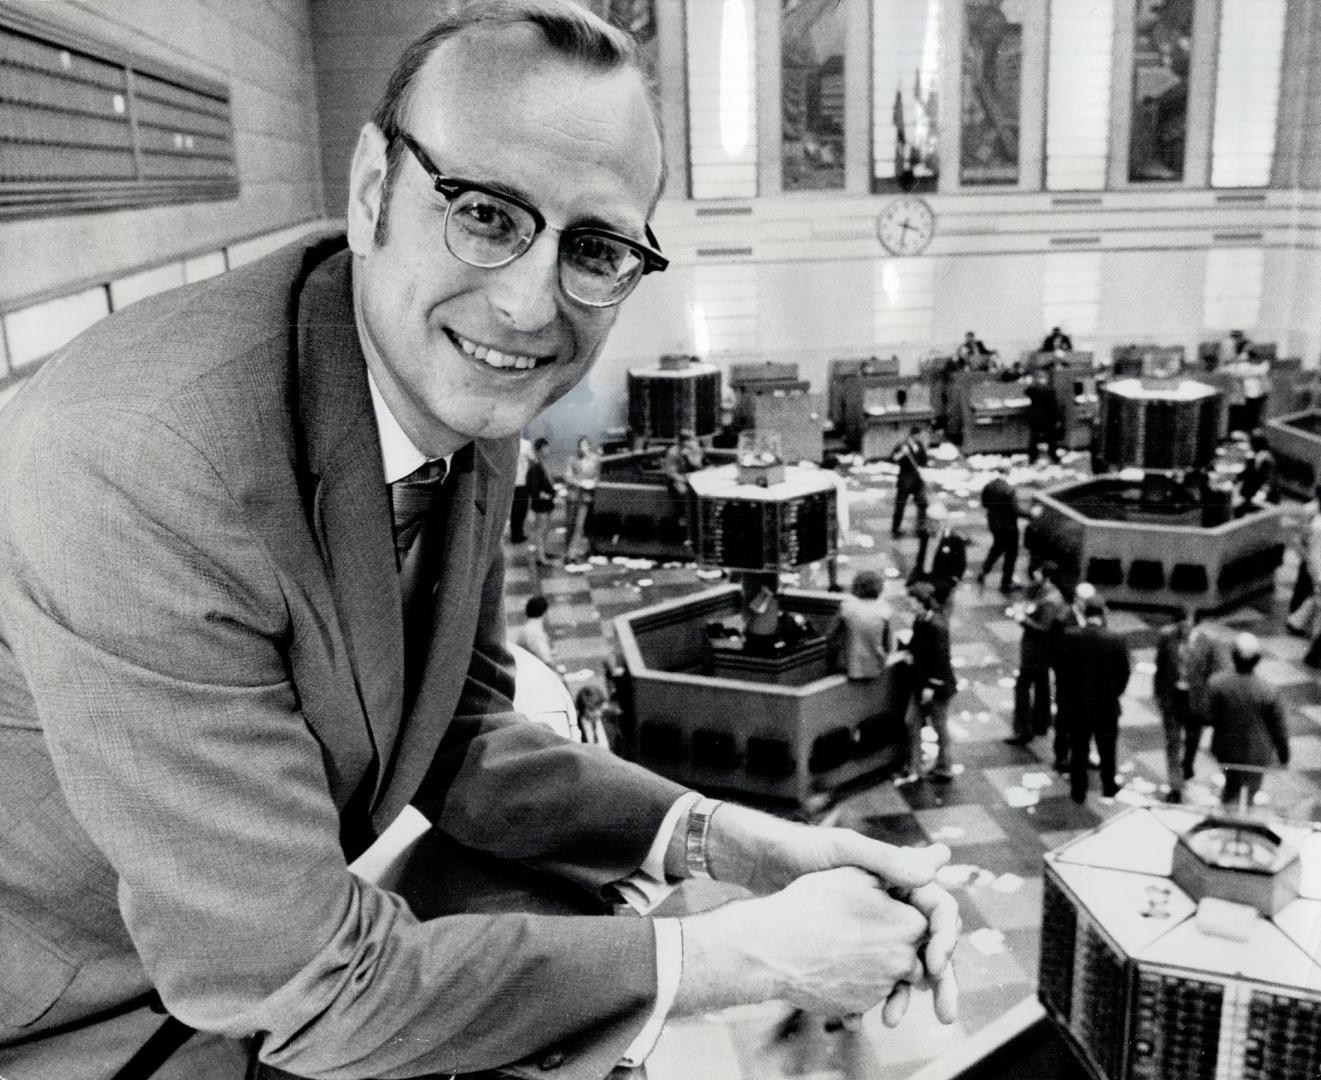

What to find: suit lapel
left=297, top=251, right=405, bottom=789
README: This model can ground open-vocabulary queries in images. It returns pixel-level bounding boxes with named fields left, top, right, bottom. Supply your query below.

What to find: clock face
left=876, top=195, right=935, bottom=256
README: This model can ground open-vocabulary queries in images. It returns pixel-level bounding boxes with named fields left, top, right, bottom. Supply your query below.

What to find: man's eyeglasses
left=397, top=132, right=668, bottom=308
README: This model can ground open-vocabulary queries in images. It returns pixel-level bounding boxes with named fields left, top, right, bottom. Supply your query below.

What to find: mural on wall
left=1128, top=0, right=1191, bottom=182
left=781, top=0, right=846, bottom=191
left=959, top=0, right=1022, bottom=186
left=872, top=0, right=941, bottom=194
left=605, top=0, right=658, bottom=78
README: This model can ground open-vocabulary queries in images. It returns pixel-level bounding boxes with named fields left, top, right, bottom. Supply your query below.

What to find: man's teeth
left=455, top=333, right=544, bottom=370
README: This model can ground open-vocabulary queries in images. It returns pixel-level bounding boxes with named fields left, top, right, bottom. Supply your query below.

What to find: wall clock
left=876, top=195, right=936, bottom=256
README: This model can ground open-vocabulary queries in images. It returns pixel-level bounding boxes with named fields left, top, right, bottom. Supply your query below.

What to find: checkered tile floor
left=500, top=452, right=1321, bottom=1080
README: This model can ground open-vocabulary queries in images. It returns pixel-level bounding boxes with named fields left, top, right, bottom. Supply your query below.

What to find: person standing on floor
left=1208, top=633, right=1290, bottom=810
left=1288, top=482, right=1321, bottom=618
left=1056, top=596, right=1130, bottom=803
left=509, top=433, right=535, bottom=544
left=562, top=433, right=601, bottom=563
left=826, top=570, right=893, bottom=681
left=1046, top=579, right=1094, bottom=772
left=526, top=436, right=559, bottom=567
left=1153, top=610, right=1222, bottom=801
left=1005, top=560, right=1064, bottom=747
left=889, top=425, right=929, bottom=537
left=898, top=581, right=956, bottom=784
left=977, top=472, right=1022, bottom=593
left=1024, top=367, right=1060, bottom=462
left=909, top=500, right=968, bottom=598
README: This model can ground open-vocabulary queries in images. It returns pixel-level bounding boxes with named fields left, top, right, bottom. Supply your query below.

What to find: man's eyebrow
left=462, top=170, right=641, bottom=238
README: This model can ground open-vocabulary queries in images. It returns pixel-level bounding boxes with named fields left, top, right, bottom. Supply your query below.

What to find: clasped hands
left=674, top=802, right=960, bottom=1028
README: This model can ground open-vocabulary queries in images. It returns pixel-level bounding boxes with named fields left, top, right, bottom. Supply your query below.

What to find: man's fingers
left=908, top=883, right=962, bottom=974
left=881, top=982, right=911, bottom=1028
left=836, top=837, right=950, bottom=890
left=931, top=964, right=960, bottom=1024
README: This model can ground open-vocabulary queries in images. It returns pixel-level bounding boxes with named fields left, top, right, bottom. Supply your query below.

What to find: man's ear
left=347, top=122, right=389, bottom=256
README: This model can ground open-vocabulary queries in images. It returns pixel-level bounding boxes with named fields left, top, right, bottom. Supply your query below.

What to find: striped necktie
left=389, top=458, right=448, bottom=567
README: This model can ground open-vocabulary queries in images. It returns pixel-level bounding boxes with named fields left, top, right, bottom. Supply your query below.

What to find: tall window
left=1127, top=0, right=1192, bottom=182
left=1209, top=0, right=1286, bottom=188
left=780, top=0, right=846, bottom=192
left=686, top=0, right=757, bottom=199
left=1045, top=0, right=1114, bottom=190
left=872, top=0, right=942, bottom=193
left=959, top=0, right=1024, bottom=186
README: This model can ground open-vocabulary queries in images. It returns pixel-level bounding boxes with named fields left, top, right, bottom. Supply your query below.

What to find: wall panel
left=0, top=0, right=324, bottom=309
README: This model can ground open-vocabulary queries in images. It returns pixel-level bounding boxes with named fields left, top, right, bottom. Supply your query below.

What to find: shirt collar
left=365, top=368, right=452, bottom=484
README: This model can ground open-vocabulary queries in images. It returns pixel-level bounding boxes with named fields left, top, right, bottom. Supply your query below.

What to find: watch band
left=684, top=796, right=723, bottom=879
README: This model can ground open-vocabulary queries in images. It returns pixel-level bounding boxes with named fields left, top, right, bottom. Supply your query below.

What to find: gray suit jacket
left=0, top=235, right=686, bottom=1080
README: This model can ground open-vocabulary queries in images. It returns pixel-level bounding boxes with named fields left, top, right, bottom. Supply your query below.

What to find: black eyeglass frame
left=396, top=131, right=669, bottom=297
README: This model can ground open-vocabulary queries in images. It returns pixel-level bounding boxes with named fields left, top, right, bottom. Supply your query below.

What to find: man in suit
left=899, top=581, right=957, bottom=784
left=1005, top=560, right=1064, bottom=747
left=1153, top=610, right=1222, bottom=802
left=955, top=331, right=994, bottom=368
left=1207, top=633, right=1290, bottom=810
left=909, top=500, right=967, bottom=596
left=1040, top=326, right=1073, bottom=354
left=0, top=6, right=958, bottom=1080
left=976, top=472, right=1021, bottom=593
left=889, top=425, right=929, bottom=537
left=1024, top=367, right=1061, bottom=462
left=1054, top=597, right=1131, bottom=803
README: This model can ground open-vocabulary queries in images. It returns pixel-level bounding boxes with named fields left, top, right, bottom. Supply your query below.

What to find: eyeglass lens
left=445, top=189, right=644, bottom=306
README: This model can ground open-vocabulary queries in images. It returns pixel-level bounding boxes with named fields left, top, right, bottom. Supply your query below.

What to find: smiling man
left=0, top=4, right=957, bottom=1080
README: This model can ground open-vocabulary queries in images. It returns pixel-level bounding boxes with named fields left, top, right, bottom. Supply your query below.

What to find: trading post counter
left=1029, top=477, right=1283, bottom=614
left=613, top=585, right=907, bottom=806
left=1041, top=807, right=1321, bottom=1080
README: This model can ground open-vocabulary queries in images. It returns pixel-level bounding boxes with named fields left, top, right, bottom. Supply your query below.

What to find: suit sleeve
left=1267, top=695, right=1291, bottom=766
left=1111, top=639, right=1131, bottom=700
left=414, top=541, right=688, bottom=893
left=1153, top=635, right=1172, bottom=705
left=0, top=408, right=659, bottom=1080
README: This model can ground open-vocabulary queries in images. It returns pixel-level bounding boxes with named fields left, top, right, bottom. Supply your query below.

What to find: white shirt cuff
left=611, top=791, right=701, bottom=913
left=619, top=917, right=684, bottom=1067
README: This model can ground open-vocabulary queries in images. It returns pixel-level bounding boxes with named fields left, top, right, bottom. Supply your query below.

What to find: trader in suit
left=1040, top=326, right=1073, bottom=354
left=909, top=500, right=968, bottom=597
left=1153, top=611, right=1222, bottom=801
left=976, top=472, right=1021, bottom=593
left=1055, top=596, right=1131, bottom=803
left=1207, top=633, right=1291, bottom=810
left=889, top=425, right=929, bottom=536
left=0, top=6, right=958, bottom=1080
left=1005, top=560, right=1065, bottom=747
left=899, top=581, right=957, bottom=784
left=1024, top=367, right=1060, bottom=462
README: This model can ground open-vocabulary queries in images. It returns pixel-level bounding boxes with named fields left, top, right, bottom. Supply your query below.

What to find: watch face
left=876, top=195, right=935, bottom=256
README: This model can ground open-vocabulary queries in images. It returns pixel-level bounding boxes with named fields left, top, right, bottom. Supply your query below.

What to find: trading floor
left=504, top=450, right=1321, bottom=1080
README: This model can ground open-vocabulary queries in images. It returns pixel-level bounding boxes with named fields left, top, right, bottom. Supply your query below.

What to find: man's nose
left=486, top=235, right=560, bottom=331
